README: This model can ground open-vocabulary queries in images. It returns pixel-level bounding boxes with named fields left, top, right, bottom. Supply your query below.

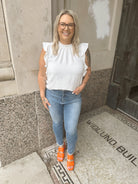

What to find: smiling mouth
left=62, top=32, right=70, bottom=36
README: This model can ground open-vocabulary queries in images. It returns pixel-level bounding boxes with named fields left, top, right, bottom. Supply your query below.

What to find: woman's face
left=58, top=14, right=75, bottom=44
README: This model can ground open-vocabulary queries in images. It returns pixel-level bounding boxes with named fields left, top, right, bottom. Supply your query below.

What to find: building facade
left=0, top=0, right=123, bottom=166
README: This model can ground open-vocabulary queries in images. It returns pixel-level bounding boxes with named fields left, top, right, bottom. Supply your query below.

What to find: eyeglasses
left=58, top=22, right=75, bottom=29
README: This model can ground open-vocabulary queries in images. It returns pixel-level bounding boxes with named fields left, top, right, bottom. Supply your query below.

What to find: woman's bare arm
left=81, top=48, right=91, bottom=87
left=73, top=48, right=91, bottom=95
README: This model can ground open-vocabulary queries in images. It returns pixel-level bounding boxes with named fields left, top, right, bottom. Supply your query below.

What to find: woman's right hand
left=41, top=97, right=51, bottom=111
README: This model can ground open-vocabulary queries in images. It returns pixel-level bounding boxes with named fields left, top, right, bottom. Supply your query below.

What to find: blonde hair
left=52, top=9, right=80, bottom=56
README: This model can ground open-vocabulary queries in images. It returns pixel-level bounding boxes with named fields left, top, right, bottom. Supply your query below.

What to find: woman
left=38, top=9, right=91, bottom=171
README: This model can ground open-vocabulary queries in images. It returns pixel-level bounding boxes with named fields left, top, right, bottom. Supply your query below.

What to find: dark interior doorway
left=107, top=0, right=138, bottom=120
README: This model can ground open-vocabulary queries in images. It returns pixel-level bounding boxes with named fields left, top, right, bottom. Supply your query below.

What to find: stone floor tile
left=0, top=152, right=53, bottom=184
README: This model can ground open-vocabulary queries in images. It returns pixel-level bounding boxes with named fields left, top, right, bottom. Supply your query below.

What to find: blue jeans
left=46, top=89, right=82, bottom=155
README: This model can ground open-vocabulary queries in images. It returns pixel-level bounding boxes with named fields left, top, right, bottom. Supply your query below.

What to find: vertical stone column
left=0, top=0, right=16, bottom=97
left=0, top=0, right=52, bottom=97
left=0, top=1, right=15, bottom=81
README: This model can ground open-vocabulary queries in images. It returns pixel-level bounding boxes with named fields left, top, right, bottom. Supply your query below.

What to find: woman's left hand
left=72, top=84, right=85, bottom=95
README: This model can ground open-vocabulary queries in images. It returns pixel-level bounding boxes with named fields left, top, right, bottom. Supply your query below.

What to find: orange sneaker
left=67, top=153, right=74, bottom=171
left=57, top=143, right=66, bottom=162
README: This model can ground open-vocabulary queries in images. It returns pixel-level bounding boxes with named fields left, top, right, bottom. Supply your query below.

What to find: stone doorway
left=107, top=0, right=138, bottom=120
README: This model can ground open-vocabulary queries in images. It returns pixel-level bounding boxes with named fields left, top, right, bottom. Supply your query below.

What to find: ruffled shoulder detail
left=43, top=42, right=52, bottom=52
left=42, top=42, right=53, bottom=67
left=79, top=43, right=88, bottom=57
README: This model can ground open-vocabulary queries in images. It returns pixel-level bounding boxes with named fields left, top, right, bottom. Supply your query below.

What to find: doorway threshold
left=117, top=108, right=138, bottom=122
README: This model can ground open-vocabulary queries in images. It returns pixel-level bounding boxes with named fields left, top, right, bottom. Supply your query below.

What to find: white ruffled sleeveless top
left=43, top=41, right=88, bottom=91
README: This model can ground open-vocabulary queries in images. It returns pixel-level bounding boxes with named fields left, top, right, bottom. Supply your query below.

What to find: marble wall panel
left=3, top=0, right=52, bottom=94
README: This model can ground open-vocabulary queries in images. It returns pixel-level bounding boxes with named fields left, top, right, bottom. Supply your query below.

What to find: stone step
left=0, top=152, right=54, bottom=184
